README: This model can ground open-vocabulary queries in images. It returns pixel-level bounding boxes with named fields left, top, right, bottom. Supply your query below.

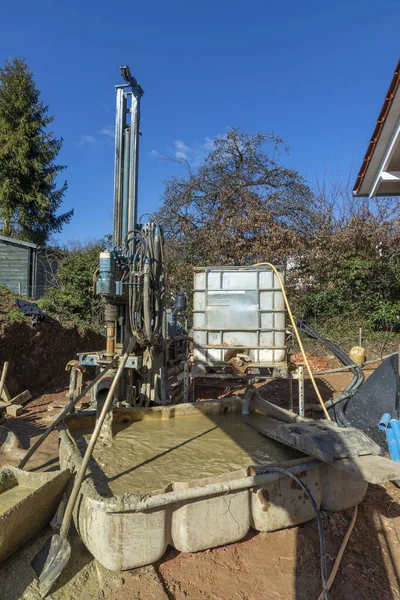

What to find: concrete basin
left=0, top=466, right=70, bottom=562
left=60, top=399, right=367, bottom=571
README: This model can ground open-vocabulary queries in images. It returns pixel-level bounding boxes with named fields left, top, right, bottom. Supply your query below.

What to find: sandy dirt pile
left=0, top=287, right=104, bottom=396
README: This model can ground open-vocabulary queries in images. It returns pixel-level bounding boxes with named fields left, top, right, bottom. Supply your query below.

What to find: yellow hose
left=252, top=262, right=331, bottom=420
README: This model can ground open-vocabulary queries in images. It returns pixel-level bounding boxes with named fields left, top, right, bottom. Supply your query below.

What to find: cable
left=139, top=212, right=154, bottom=223
left=252, top=263, right=331, bottom=420
left=317, top=505, right=358, bottom=600
left=257, top=466, right=329, bottom=600
left=309, top=352, right=397, bottom=375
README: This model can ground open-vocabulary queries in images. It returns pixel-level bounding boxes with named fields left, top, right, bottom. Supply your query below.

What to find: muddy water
left=83, top=412, right=300, bottom=495
left=0, top=484, right=36, bottom=515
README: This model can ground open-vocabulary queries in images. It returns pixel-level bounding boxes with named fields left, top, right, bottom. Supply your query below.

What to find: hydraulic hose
left=128, top=220, right=165, bottom=347
left=297, top=321, right=365, bottom=394
left=257, top=467, right=329, bottom=600
left=143, top=259, right=153, bottom=342
left=297, top=320, right=364, bottom=427
left=252, top=263, right=331, bottom=420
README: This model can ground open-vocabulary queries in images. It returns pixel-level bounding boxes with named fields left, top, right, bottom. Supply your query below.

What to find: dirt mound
left=291, top=352, right=330, bottom=371
left=0, top=286, right=28, bottom=322
left=0, top=319, right=104, bottom=396
left=0, top=286, right=104, bottom=396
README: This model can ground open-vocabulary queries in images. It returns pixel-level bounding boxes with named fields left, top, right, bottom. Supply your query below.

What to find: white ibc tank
left=193, top=266, right=286, bottom=366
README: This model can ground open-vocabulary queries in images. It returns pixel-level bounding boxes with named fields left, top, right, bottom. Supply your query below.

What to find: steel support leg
left=289, top=372, right=293, bottom=412
left=298, top=365, right=305, bottom=417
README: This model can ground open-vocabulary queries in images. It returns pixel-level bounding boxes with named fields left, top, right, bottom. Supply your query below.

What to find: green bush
left=39, top=239, right=109, bottom=325
left=299, top=289, right=346, bottom=318
left=368, top=300, right=400, bottom=332
left=298, top=253, right=400, bottom=331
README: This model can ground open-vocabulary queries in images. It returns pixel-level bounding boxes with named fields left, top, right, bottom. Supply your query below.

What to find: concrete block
left=6, top=404, right=24, bottom=417
left=10, top=390, right=32, bottom=406
left=0, top=466, right=70, bottom=562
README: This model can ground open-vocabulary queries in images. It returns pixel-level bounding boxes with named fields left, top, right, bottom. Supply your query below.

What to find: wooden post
left=68, top=367, right=77, bottom=399
left=0, top=362, right=9, bottom=402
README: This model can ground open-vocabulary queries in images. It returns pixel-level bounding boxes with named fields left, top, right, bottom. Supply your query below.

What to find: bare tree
left=158, top=128, right=318, bottom=296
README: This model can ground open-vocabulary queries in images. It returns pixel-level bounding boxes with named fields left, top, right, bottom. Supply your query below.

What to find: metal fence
left=3, top=281, right=56, bottom=300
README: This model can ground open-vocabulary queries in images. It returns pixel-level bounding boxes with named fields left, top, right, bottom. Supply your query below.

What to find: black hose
left=296, top=320, right=364, bottom=427
left=128, top=221, right=165, bottom=346
left=257, top=466, right=329, bottom=600
left=297, top=322, right=364, bottom=392
left=297, top=321, right=361, bottom=388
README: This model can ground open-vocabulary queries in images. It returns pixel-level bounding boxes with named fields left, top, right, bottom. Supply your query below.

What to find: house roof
left=353, top=59, right=400, bottom=197
left=0, top=235, right=39, bottom=249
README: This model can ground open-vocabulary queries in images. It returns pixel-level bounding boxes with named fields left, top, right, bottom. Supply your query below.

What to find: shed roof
left=0, top=235, right=39, bottom=249
left=353, top=59, right=400, bottom=197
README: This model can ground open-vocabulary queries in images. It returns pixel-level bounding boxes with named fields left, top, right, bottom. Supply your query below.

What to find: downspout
left=33, top=248, right=38, bottom=298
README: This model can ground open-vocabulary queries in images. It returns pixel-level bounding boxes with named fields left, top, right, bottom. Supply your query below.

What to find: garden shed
left=0, top=235, right=58, bottom=299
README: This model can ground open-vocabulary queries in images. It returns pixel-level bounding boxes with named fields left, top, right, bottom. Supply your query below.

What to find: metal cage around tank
left=192, top=265, right=288, bottom=381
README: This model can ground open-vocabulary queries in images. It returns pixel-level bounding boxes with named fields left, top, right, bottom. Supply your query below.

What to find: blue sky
left=1, top=0, right=399, bottom=244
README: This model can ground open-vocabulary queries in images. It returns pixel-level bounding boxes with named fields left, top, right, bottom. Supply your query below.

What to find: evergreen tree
left=0, top=57, right=72, bottom=245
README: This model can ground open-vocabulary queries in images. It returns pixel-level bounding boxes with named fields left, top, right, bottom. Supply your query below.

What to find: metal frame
left=112, top=72, right=143, bottom=251
left=193, top=265, right=287, bottom=369
left=78, top=352, right=142, bottom=370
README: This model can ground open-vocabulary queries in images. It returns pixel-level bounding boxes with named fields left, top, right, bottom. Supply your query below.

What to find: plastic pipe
left=379, top=413, right=391, bottom=431
left=390, top=419, right=400, bottom=449
left=386, top=428, right=400, bottom=462
left=102, top=459, right=320, bottom=514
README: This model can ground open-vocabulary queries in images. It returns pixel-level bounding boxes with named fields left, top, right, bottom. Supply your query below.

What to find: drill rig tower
left=79, top=66, right=167, bottom=407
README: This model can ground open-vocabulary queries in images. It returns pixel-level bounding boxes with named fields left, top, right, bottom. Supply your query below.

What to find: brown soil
left=156, top=486, right=400, bottom=599
left=0, top=320, right=104, bottom=397
left=0, top=361, right=400, bottom=599
left=0, top=286, right=104, bottom=397
left=291, top=352, right=330, bottom=371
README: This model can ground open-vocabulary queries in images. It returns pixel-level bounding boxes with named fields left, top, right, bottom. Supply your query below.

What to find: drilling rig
left=75, top=66, right=181, bottom=408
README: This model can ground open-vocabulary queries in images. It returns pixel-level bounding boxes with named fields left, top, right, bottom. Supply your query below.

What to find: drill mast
left=83, top=66, right=167, bottom=408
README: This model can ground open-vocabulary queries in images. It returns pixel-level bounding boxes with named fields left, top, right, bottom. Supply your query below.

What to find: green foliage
left=368, top=300, right=400, bottom=332
left=6, top=310, right=29, bottom=321
left=0, top=57, right=72, bottom=245
left=39, top=239, right=108, bottom=325
left=0, top=285, right=30, bottom=323
left=300, top=289, right=346, bottom=318
left=298, top=253, right=400, bottom=331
